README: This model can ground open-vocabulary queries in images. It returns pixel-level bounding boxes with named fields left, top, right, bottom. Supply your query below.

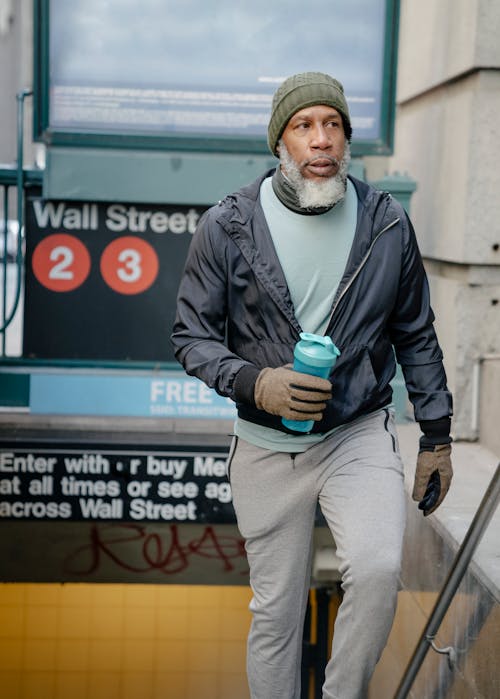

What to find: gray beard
left=279, top=141, right=351, bottom=210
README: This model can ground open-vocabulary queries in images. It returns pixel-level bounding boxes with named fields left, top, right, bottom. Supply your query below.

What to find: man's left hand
left=412, top=444, right=453, bottom=516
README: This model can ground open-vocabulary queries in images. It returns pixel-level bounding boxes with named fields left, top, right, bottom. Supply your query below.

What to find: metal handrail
left=394, top=463, right=500, bottom=698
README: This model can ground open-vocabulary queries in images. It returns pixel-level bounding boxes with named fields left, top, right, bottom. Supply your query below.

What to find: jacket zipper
left=326, top=217, right=400, bottom=331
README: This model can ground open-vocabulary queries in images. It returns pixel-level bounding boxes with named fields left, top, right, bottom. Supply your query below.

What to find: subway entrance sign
left=0, top=442, right=234, bottom=524
left=26, top=0, right=401, bottom=367
left=23, top=194, right=206, bottom=361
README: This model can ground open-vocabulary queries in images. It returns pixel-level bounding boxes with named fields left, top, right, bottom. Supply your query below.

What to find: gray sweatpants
left=228, top=408, right=406, bottom=699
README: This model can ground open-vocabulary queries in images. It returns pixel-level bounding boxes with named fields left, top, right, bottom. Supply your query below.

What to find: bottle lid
left=294, top=332, right=341, bottom=367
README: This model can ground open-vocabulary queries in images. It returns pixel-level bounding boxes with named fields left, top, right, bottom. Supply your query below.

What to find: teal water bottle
left=282, top=332, right=341, bottom=433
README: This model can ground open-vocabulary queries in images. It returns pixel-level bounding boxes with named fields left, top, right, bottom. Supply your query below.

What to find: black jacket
left=172, top=172, right=452, bottom=435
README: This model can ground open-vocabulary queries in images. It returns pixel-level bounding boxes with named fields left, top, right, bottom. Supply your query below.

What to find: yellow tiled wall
left=0, top=582, right=253, bottom=699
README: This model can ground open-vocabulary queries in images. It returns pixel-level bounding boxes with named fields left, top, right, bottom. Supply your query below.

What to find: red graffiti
left=64, top=523, right=248, bottom=577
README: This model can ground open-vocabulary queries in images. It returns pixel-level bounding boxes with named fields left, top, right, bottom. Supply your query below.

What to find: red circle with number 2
left=32, top=233, right=91, bottom=292
left=100, top=236, right=159, bottom=295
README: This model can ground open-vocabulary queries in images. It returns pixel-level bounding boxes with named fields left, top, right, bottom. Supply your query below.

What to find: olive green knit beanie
left=267, top=71, right=352, bottom=155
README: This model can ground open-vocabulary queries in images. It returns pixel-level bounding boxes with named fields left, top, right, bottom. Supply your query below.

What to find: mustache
left=303, top=154, right=340, bottom=168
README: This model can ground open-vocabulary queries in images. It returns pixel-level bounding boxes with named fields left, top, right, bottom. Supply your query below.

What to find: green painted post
left=370, top=172, right=417, bottom=212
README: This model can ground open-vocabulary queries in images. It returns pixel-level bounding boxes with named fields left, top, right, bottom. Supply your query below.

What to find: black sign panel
left=0, top=520, right=249, bottom=584
left=0, top=443, right=235, bottom=524
left=23, top=194, right=207, bottom=361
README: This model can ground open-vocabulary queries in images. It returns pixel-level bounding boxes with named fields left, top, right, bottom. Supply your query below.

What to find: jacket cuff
left=233, top=364, right=261, bottom=407
left=418, top=417, right=452, bottom=451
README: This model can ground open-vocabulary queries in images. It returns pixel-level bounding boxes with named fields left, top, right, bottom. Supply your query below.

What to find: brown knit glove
left=412, top=444, right=453, bottom=516
left=254, top=367, right=332, bottom=421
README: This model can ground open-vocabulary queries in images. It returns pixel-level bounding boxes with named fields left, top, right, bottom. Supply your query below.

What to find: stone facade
left=388, top=0, right=500, bottom=445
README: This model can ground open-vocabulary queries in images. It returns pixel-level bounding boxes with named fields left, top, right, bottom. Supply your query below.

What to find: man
left=172, top=72, right=453, bottom=699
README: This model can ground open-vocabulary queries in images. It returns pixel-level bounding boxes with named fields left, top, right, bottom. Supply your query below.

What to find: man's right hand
left=254, top=366, right=332, bottom=420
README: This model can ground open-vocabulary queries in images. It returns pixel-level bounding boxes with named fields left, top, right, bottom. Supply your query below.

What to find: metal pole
left=394, top=463, right=500, bottom=698
left=0, top=89, right=32, bottom=336
left=1, top=184, right=9, bottom=354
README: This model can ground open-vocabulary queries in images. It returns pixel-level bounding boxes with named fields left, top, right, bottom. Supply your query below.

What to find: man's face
left=279, top=104, right=346, bottom=181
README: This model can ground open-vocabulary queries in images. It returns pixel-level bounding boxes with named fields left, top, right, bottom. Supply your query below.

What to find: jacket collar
left=218, top=170, right=392, bottom=223
left=214, top=169, right=401, bottom=334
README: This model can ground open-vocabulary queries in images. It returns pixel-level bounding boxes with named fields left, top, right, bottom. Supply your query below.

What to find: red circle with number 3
left=32, top=234, right=91, bottom=292
left=100, top=236, right=159, bottom=295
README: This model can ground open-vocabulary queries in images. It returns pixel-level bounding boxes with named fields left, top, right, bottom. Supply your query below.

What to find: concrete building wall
left=389, top=0, right=500, bottom=445
left=0, top=0, right=33, bottom=165
left=0, top=0, right=19, bottom=165
left=372, top=4, right=500, bottom=692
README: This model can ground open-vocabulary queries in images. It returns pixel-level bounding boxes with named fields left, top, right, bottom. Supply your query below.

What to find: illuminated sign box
left=35, top=0, right=399, bottom=156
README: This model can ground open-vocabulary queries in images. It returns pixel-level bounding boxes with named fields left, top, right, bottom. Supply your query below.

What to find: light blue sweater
left=235, top=176, right=358, bottom=452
